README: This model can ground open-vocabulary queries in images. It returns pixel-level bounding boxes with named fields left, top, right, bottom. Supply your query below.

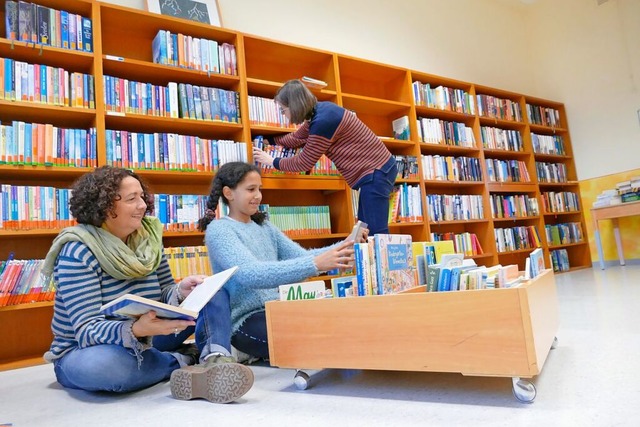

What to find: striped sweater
left=204, top=217, right=331, bottom=333
left=272, top=101, right=392, bottom=187
left=44, top=241, right=179, bottom=362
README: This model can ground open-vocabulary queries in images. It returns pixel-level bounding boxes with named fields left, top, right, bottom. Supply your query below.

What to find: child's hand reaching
left=313, top=239, right=355, bottom=272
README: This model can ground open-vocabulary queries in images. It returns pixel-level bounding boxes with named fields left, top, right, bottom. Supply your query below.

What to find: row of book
left=425, top=193, right=484, bottom=222
left=480, top=126, right=524, bottom=152
left=430, top=232, right=484, bottom=257
left=103, top=77, right=240, bottom=123
left=526, top=103, right=561, bottom=127
left=416, top=117, right=476, bottom=147
left=476, top=94, right=522, bottom=122
left=0, top=122, right=97, bottom=168
left=5, top=1, right=93, bottom=52
left=495, top=226, right=542, bottom=253
left=490, top=194, right=540, bottom=219
left=485, top=158, right=531, bottom=183
left=531, top=133, right=566, bottom=156
left=389, top=184, right=423, bottom=223
left=0, top=258, right=54, bottom=307
left=0, top=58, right=95, bottom=108
left=421, top=155, right=483, bottom=182
left=105, top=130, right=247, bottom=172
left=248, top=95, right=295, bottom=128
left=0, top=185, right=73, bottom=230
left=541, top=191, right=581, bottom=213
left=252, top=136, right=338, bottom=176
left=536, top=161, right=569, bottom=183
left=154, top=194, right=207, bottom=232
left=164, top=246, right=212, bottom=281
left=350, top=234, right=416, bottom=296
left=412, top=82, right=476, bottom=115
left=152, top=30, right=237, bottom=75
left=545, top=222, right=583, bottom=246
left=262, top=205, right=331, bottom=236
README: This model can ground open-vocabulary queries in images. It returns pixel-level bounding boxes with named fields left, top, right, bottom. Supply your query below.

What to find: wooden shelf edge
left=0, top=356, right=48, bottom=372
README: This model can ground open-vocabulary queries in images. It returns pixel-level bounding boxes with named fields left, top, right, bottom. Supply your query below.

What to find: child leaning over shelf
left=252, top=79, right=397, bottom=235
left=199, top=162, right=357, bottom=360
left=42, top=166, right=253, bottom=403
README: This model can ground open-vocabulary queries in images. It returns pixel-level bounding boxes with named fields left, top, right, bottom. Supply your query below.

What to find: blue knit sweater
left=204, top=217, right=330, bottom=333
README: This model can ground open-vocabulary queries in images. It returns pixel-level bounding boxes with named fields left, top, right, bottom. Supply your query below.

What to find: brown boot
left=170, top=354, right=254, bottom=403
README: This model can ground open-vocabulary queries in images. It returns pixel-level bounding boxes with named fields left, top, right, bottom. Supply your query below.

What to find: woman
left=252, top=79, right=397, bottom=235
left=199, top=162, right=355, bottom=360
left=42, top=166, right=252, bottom=403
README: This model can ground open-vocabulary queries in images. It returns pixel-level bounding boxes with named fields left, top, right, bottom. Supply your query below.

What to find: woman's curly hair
left=70, top=166, right=154, bottom=226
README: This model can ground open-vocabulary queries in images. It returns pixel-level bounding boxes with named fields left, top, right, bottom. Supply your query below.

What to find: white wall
left=101, top=0, right=640, bottom=180
left=525, top=0, right=640, bottom=179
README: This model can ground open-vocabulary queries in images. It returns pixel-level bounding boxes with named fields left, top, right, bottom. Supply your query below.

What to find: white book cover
left=278, top=280, right=327, bottom=301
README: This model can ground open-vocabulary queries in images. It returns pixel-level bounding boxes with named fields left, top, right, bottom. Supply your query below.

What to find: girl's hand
left=252, top=148, right=275, bottom=167
left=314, top=240, right=355, bottom=272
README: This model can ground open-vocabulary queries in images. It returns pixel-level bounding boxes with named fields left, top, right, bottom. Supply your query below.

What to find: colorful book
left=100, top=266, right=237, bottom=320
left=373, top=233, right=416, bottom=295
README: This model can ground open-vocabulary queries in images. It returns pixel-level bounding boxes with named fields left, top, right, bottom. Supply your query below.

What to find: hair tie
left=205, top=209, right=216, bottom=219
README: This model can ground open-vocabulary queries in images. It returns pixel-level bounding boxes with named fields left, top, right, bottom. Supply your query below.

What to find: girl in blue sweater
left=199, top=162, right=356, bottom=359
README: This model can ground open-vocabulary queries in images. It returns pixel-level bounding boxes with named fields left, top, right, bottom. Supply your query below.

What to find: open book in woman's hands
left=100, top=266, right=238, bottom=321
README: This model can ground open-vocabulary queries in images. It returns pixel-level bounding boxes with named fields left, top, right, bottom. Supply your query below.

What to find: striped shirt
left=44, top=241, right=178, bottom=362
left=272, top=102, right=392, bottom=187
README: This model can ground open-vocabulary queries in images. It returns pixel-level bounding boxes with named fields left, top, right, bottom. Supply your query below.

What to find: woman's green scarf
left=42, top=216, right=164, bottom=282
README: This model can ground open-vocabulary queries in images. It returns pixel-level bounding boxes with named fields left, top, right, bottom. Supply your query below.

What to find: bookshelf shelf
left=548, top=241, right=588, bottom=250
left=104, top=113, right=243, bottom=139
left=0, top=39, right=94, bottom=70
left=483, top=148, right=529, bottom=160
left=492, top=216, right=542, bottom=223
left=479, top=116, right=525, bottom=129
left=0, top=0, right=591, bottom=370
left=0, top=101, right=96, bottom=127
left=101, top=56, right=241, bottom=89
left=419, top=144, right=481, bottom=156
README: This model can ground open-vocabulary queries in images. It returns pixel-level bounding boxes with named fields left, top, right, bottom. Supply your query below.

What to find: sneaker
left=170, top=354, right=254, bottom=403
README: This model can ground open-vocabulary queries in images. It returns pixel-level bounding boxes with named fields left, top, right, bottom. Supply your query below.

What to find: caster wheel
left=294, top=370, right=310, bottom=390
left=550, top=336, right=559, bottom=350
left=512, top=377, right=536, bottom=403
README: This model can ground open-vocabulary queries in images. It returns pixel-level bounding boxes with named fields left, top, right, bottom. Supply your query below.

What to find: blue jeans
left=353, top=156, right=397, bottom=235
left=232, top=310, right=269, bottom=360
left=53, top=288, right=233, bottom=393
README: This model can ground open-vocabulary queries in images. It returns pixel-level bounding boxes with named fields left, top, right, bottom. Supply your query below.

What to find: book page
left=180, top=266, right=238, bottom=312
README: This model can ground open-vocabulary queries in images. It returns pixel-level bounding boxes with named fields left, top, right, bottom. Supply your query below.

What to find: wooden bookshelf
left=0, top=0, right=590, bottom=370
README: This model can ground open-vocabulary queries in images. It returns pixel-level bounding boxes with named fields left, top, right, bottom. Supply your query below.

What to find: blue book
left=437, top=267, right=451, bottom=292
left=100, top=267, right=238, bottom=320
left=81, top=16, right=92, bottom=52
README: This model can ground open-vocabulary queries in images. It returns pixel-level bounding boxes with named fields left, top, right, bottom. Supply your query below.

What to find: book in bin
left=373, top=234, right=416, bottom=294
left=100, top=266, right=238, bottom=321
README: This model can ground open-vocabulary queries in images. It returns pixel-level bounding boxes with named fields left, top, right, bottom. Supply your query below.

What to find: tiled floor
left=1, top=265, right=639, bottom=426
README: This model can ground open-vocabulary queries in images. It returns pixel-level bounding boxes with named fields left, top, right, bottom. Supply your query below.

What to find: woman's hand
left=176, top=275, right=207, bottom=299
left=131, top=311, right=195, bottom=338
left=313, top=239, right=355, bottom=272
left=252, top=147, right=275, bottom=167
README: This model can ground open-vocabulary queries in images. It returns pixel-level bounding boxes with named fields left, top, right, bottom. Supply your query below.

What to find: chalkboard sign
left=147, top=0, right=222, bottom=27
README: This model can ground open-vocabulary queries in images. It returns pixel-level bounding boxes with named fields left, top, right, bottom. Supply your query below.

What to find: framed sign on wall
left=146, top=0, right=223, bottom=27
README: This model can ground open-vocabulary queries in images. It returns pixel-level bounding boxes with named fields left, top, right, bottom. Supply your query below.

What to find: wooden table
left=591, top=200, right=640, bottom=269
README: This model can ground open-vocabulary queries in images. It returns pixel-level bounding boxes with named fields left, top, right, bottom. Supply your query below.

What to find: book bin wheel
left=294, top=370, right=310, bottom=390
left=512, top=377, right=536, bottom=403
left=551, top=336, right=559, bottom=350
